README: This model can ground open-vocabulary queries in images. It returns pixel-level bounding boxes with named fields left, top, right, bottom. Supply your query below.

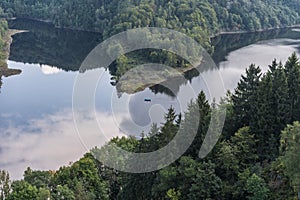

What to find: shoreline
left=0, top=29, right=26, bottom=77
left=116, top=60, right=202, bottom=94
left=10, top=17, right=102, bottom=34
left=11, top=17, right=300, bottom=40
left=211, top=24, right=300, bottom=38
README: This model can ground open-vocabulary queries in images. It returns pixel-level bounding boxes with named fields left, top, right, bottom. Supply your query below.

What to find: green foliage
left=2, top=53, right=300, bottom=200
left=0, top=170, right=10, bottom=200
left=232, top=54, right=300, bottom=162
left=53, top=155, right=109, bottom=200
left=255, top=60, right=290, bottom=160
left=8, top=180, right=39, bottom=200
left=166, top=188, right=181, bottom=200
left=52, top=185, right=75, bottom=200
left=232, top=64, right=262, bottom=130
left=24, top=167, right=52, bottom=189
left=0, top=18, right=8, bottom=63
left=1, top=0, right=300, bottom=51
left=285, top=53, right=300, bottom=122
left=245, top=174, right=269, bottom=200
left=279, top=121, right=300, bottom=197
left=265, top=159, right=295, bottom=199
left=184, top=91, right=211, bottom=158
left=37, top=188, right=50, bottom=200
left=153, top=156, right=221, bottom=199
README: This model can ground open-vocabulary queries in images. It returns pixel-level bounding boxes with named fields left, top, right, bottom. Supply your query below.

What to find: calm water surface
left=1, top=19, right=300, bottom=179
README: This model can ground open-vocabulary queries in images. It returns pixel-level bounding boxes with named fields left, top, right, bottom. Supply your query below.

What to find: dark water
left=1, top=18, right=300, bottom=179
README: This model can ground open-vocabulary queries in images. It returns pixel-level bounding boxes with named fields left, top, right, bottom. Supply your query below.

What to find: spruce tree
left=254, top=60, right=289, bottom=161
left=284, top=52, right=300, bottom=122
left=232, top=64, right=262, bottom=132
left=183, top=91, right=211, bottom=159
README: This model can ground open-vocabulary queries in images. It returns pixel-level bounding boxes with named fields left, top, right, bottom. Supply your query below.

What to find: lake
left=1, top=18, right=300, bottom=179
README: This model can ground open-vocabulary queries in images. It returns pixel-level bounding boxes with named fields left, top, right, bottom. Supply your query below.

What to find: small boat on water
left=144, top=98, right=151, bottom=102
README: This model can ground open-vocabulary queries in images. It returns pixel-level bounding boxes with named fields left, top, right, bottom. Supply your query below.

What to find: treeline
left=0, top=7, right=9, bottom=89
left=1, top=0, right=300, bottom=81
left=1, top=53, right=300, bottom=199
left=8, top=18, right=102, bottom=72
left=0, top=7, right=8, bottom=66
left=1, top=0, right=300, bottom=49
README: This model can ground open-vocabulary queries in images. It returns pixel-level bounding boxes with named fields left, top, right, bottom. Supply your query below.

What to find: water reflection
left=1, top=19, right=300, bottom=179
left=0, top=108, right=125, bottom=179
left=7, top=18, right=300, bottom=97
left=211, top=26, right=300, bottom=63
left=40, top=65, right=62, bottom=75
left=217, top=38, right=300, bottom=90
left=8, top=18, right=102, bottom=71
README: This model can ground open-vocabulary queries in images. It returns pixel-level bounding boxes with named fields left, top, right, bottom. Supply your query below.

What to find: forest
left=1, top=0, right=300, bottom=50
left=0, top=8, right=8, bottom=66
left=0, top=0, right=300, bottom=199
left=1, top=0, right=300, bottom=79
left=2, top=0, right=300, bottom=80
left=0, top=54, right=300, bottom=199
left=0, top=8, right=9, bottom=89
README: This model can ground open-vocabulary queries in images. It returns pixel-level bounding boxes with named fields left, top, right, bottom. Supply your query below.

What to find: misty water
left=1, top=19, right=300, bottom=179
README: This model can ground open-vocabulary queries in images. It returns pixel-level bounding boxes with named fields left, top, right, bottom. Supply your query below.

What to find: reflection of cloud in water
left=292, top=28, right=300, bottom=32
left=218, top=41, right=300, bottom=90
left=118, top=104, right=166, bottom=136
left=40, top=65, right=62, bottom=75
left=256, top=38, right=300, bottom=46
left=0, top=109, right=124, bottom=180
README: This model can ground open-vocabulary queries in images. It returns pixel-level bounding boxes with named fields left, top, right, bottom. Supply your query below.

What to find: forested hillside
left=0, top=11, right=21, bottom=90
left=0, top=8, right=8, bottom=67
left=1, top=0, right=300, bottom=81
left=0, top=0, right=300, bottom=199
left=1, top=54, right=300, bottom=199
left=0, top=8, right=9, bottom=88
left=1, top=0, right=300, bottom=49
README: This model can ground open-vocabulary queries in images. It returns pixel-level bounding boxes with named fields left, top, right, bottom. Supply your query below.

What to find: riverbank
left=10, top=17, right=102, bottom=34
left=116, top=60, right=202, bottom=94
left=12, top=17, right=300, bottom=42
left=211, top=24, right=300, bottom=38
left=0, top=29, right=25, bottom=77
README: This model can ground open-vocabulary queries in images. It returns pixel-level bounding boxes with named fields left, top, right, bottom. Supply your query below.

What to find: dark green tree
left=255, top=60, right=290, bottom=160
left=184, top=91, right=211, bottom=159
left=245, top=173, right=269, bottom=200
left=232, top=64, right=262, bottom=132
left=0, top=170, right=10, bottom=200
left=152, top=156, right=221, bottom=199
left=51, top=185, right=75, bottom=200
left=279, top=121, right=300, bottom=198
left=284, top=52, right=300, bottom=122
left=8, top=180, right=39, bottom=200
left=24, top=167, right=53, bottom=189
left=53, top=155, right=109, bottom=200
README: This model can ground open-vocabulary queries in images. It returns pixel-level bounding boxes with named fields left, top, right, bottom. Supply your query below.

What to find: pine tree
left=232, top=64, right=262, bottom=132
left=183, top=91, right=211, bottom=159
left=254, top=60, right=289, bottom=161
left=272, top=61, right=290, bottom=131
left=284, top=52, right=300, bottom=122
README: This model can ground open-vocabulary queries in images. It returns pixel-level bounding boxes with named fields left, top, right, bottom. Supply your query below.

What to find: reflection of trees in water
left=212, top=27, right=300, bottom=64
left=8, top=18, right=102, bottom=71
left=8, top=18, right=300, bottom=97
left=0, top=76, right=2, bottom=91
left=116, top=28, right=300, bottom=96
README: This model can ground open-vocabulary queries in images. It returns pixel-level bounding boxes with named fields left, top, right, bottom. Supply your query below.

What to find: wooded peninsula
left=0, top=0, right=300, bottom=199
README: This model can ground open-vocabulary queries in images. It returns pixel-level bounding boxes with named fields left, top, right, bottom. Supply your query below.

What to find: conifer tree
left=232, top=64, right=262, bottom=132
left=284, top=52, right=300, bottom=122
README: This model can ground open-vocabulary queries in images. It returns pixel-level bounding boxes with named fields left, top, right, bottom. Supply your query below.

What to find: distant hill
left=1, top=0, right=300, bottom=49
